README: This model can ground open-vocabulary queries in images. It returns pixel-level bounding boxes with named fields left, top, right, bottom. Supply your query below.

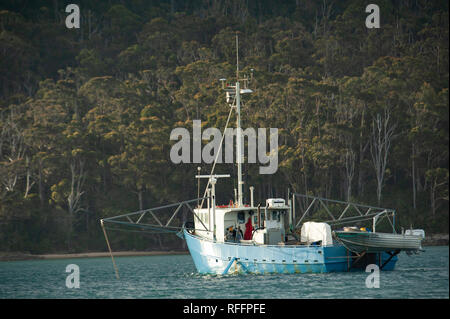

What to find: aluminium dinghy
left=333, top=229, right=424, bottom=254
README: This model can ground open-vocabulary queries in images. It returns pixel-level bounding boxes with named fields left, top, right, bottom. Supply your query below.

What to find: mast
left=236, top=81, right=243, bottom=207
left=211, top=33, right=252, bottom=209
left=236, top=73, right=243, bottom=206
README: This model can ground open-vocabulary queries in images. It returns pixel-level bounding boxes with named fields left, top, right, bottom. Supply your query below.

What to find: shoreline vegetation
left=0, top=233, right=447, bottom=262
left=0, top=0, right=448, bottom=258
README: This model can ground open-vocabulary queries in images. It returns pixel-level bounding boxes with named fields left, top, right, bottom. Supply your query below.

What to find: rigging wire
left=198, top=96, right=236, bottom=209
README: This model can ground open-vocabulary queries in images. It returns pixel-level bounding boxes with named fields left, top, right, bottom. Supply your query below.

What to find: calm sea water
left=0, top=246, right=448, bottom=299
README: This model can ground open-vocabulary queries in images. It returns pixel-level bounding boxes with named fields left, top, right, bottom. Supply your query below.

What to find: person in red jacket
left=244, top=217, right=253, bottom=240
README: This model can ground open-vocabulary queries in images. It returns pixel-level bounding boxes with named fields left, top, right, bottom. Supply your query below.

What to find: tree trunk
left=38, top=160, right=44, bottom=207
left=412, top=143, right=417, bottom=209
left=430, top=181, right=436, bottom=217
left=370, top=108, right=396, bottom=205
left=357, top=109, right=367, bottom=197
left=138, top=189, right=143, bottom=211
left=24, top=156, right=35, bottom=198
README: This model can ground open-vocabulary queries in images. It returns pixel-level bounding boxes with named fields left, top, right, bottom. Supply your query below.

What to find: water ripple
left=0, top=246, right=448, bottom=298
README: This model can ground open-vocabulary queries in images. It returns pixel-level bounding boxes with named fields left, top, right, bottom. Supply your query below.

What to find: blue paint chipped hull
left=184, top=229, right=398, bottom=275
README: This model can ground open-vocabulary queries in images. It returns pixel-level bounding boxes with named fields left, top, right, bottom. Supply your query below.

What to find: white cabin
left=193, top=198, right=290, bottom=245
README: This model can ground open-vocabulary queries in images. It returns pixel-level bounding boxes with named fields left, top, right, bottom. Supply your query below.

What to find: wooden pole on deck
left=101, top=219, right=120, bottom=280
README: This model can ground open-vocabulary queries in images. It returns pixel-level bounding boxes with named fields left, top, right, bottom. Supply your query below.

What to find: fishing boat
left=100, top=35, right=424, bottom=276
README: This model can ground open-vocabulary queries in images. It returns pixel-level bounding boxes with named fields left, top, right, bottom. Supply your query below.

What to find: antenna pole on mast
left=236, top=33, right=239, bottom=81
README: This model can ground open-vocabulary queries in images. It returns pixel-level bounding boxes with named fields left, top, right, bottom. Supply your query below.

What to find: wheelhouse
left=193, top=198, right=290, bottom=245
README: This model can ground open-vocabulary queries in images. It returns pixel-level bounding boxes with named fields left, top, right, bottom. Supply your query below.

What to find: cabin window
left=237, top=211, right=245, bottom=224
left=272, top=211, right=280, bottom=222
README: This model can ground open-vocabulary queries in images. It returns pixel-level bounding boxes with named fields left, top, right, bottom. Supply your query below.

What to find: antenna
left=236, top=33, right=239, bottom=82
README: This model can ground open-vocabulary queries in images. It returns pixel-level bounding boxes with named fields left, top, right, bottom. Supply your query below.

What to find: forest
left=0, top=0, right=448, bottom=253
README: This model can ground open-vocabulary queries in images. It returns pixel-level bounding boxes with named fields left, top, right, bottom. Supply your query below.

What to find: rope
left=103, top=226, right=180, bottom=235
left=199, top=100, right=236, bottom=209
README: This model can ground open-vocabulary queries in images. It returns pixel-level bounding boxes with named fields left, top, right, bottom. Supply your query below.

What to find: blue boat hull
left=184, top=230, right=397, bottom=274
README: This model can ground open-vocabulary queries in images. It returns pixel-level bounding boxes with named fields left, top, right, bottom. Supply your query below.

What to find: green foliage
left=0, top=0, right=448, bottom=253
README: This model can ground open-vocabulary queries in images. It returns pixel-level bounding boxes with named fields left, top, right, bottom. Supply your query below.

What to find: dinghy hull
left=334, top=231, right=423, bottom=254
